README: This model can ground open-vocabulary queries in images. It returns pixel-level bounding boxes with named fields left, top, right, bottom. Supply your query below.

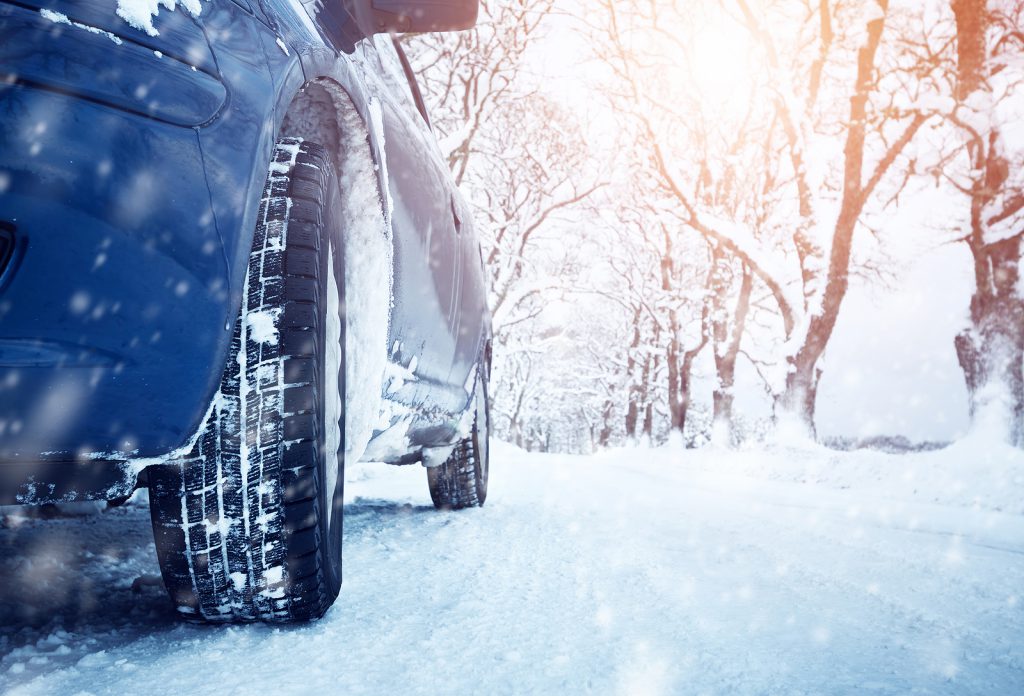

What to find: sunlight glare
left=684, top=10, right=755, bottom=116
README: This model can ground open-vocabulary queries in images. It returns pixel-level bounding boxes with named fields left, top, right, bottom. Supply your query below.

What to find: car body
left=0, top=0, right=491, bottom=505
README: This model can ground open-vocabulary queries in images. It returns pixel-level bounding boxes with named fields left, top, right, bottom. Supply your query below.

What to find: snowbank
left=577, top=438, right=1024, bottom=516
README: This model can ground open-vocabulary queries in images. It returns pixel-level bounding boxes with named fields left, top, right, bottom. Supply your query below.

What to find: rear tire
left=149, top=139, right=346, bottom=623
left=427, top=358, right=490, bottom=510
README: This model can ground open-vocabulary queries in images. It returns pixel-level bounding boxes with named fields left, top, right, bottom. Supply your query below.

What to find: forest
left=405, top=0, right=1024, bottom=453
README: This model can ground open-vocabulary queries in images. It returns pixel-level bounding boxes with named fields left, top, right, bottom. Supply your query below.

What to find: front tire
left=149, top=139, right=346, bottom=623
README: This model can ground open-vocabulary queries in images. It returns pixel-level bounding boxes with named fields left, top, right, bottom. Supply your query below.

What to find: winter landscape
left=2, top=0, right=1024, bottom=693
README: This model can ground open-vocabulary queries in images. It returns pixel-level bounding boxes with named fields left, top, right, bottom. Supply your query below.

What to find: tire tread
left=150, top=139, right=342, bottom=623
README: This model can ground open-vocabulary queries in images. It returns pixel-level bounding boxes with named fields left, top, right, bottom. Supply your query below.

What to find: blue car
left=0, top=0, right=492, bottom=622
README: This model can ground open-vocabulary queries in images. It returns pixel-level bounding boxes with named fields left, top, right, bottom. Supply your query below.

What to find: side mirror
left=356, top=0, right=479, bottom=34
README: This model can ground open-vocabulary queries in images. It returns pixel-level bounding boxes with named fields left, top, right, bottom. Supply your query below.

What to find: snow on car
left=0, top=0, right=491, bottom=623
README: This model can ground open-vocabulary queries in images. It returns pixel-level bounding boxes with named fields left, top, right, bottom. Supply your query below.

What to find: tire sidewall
left=318, top=170, right=346, bottom=598
left=473, top=359, right=490, bottom=504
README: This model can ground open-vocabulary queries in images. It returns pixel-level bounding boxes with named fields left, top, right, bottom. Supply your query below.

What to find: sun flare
left=686, top=12, right=756, bottom=109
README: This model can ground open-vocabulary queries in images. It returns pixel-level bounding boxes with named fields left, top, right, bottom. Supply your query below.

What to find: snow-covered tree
left=946, top=0, right=1024, bottom=445
left=403, top=0, right=1024, bottom=452
left=590, top=0, right=938, bottom=440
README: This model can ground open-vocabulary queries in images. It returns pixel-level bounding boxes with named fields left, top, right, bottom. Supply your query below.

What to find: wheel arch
left=277, top=77, right=364, bottom=174
left=268, top=74, right=397, bottom=467
left=217, top=72, right=383, bottom=380
left=225, top=71, right=380, bottom=309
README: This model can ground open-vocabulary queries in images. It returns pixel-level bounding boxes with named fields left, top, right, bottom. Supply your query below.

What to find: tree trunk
left=641, top=353, right=656, bottom=440
left=777, top=358, right=822, bottom=436
left=598, top=399, right=614, bottom=448
left=712, top=263, right=753, bottom=445
left=953, top=214, right=1024, bottom=446
left=509, top=372, right=528, bottom=449
left=951, top=0, right=1024, bottom=446
left=665, top=307, right=684, bottom=433
left=624, top=307, right=643, bottom=439
left=776, top=2, right=898, bottom=436
left=676, top=252, right=715, bottom=444
left=624, top=396, right=639, bottom=439
left=711, top=387, right=736, bottom=442
left=658, top=225, right=686, bottom=436
left=678, top=348, right=699, bottom=444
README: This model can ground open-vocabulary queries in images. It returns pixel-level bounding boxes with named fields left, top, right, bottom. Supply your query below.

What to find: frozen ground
left=1, top=441, right=1022, bottom=695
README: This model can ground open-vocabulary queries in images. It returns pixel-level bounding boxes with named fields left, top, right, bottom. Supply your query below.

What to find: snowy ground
left=1, top=442, right=1022, bottom=695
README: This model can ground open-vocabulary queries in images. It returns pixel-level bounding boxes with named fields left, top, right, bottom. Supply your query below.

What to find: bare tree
left=711, top=258, right=753, bottom=444
left=947, top=0, right=1024, bottom=445
left=591, top=0, right=932, bottom=440
left=404, top=0, right=554, bottom=184
left=410, top=0, right=1023, bottom=452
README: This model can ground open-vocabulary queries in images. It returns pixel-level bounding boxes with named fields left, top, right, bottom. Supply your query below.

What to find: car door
left=366, top=36, right=463, bottom=400
left=378, top=37, right=488, bottom=390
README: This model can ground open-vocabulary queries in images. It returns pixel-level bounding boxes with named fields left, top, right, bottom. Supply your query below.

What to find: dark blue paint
left=0, top=0, right=490, bottom=503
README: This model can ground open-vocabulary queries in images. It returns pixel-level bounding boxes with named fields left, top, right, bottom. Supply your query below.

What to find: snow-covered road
left=1, top=443, right=1022, bottom=695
